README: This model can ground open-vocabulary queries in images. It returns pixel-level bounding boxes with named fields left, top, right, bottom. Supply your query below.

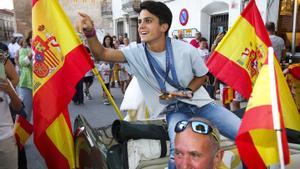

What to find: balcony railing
left=101, top=0, right=112, bottom=18
left=121, top=0, right=140, bottom=13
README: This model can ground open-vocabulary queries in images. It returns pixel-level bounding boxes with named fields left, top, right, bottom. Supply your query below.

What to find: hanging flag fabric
left=236, top=57, right=300, bottom=168
left=286, top=63, right=300, bottom=112
left=32, top=0, right=93, bottom=168
left=288, top=63, right=300, bottom=79
left=207, top=0, right=271, bottom=99
left=14, top=115, right=34, bottom=149
left=222, top=86, right=234, bottom=105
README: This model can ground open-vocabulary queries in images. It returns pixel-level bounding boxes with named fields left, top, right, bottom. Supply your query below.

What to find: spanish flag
left=32, top=0, right=93, bottom=168
left=14, top=115, right=33, bottom=149
left=207, top=0, right=271, bottom=99
left=236, top=55, right=300, bottom=168
left=222, top=86, right=234, bottom=105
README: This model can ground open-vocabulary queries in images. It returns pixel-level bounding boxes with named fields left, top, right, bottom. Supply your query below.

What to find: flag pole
left=92, top=67, right=124, bottom=120
left=268, top=47, right=285, bottom=169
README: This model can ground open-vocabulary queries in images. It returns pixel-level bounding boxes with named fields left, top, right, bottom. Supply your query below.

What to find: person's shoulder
left=172, top=38, right=193, bottom=47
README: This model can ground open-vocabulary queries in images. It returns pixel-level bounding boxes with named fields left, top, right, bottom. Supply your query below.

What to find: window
left=278, top=0, right=300, bottom=55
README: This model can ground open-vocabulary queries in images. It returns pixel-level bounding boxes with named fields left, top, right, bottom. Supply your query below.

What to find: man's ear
left=160, top=23, right=169, bottom=33
left=213, top=149, right=224, bottom=168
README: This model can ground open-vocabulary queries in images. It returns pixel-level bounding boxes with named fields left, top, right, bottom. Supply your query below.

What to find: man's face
left=174, top=128, right=221, bottom=169
left=199, top=41, right=208, bottom=49
left=138, top=10, right=167, bottom=43
left=195, top=33, right=201, bottom=40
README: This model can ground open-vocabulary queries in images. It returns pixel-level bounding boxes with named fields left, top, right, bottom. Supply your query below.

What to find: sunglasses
left=175, top=120, right=220, bottom=143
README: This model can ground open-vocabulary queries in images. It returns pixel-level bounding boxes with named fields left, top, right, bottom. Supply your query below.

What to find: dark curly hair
left=137, top=1, right=172, bottom=36
left=103, top=35, right=114, bottom=48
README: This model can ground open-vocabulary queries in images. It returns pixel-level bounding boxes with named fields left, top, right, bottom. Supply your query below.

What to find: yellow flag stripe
left=46, top=114, right=75, bottom=168
left=15, top=123, right=31, bottom=145
left=249, top=129, right=279, bottom=166
left=246, top=65, right=271, bottom=110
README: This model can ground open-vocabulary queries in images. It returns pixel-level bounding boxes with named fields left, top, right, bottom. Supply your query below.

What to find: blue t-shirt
left=121, top=38, right=213, bottom=118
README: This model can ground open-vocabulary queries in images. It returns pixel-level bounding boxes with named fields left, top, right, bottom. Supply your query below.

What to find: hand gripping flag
left=32, top=0, right=93, bottom=168
left=236, top=54, right=300, bottom=168
left=207, top=0, right=271, bottom=99
left=14, top=115, right=33, bottom=149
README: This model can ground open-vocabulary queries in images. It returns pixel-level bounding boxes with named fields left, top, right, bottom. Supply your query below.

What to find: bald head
left=174, top=118, right=223, bottom=169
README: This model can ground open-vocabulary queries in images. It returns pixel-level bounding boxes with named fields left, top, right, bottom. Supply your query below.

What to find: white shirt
left=269, top=35, right=285, bottom=62
left=198, top=48, right=210, bottom=63
left=0, top=90, right=14, bottom=140
left=121, top=39, right=213, bottom=118
left=8, top=43, right=20, bottom=59
left=98, top=63, right=111, bottom=84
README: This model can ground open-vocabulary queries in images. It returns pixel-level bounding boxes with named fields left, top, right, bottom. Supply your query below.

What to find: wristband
left=83, top=28, right=96, bottom=38
left=185, top=87, right=194, bottom=97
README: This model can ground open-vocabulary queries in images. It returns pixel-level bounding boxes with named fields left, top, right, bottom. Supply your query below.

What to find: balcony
left=121, top=0, right=140, bottom=14
left=101, top=0, right=112, bottom=18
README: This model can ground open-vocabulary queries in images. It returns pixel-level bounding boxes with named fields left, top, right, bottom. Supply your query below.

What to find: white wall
left=166, top=0, right=201, bottom=40
left=165, top=0, right=276, bottom=43
left=112, top=0, right=124, bottom=36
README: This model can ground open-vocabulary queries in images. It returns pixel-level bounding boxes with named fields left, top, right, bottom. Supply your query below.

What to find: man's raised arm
left=78, top=12, right=126, bottom=62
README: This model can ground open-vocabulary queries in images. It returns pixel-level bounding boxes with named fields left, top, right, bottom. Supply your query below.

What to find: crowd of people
left=0, top=32, right=32, bottom=169
left=72, top=33, right=132, bottom=105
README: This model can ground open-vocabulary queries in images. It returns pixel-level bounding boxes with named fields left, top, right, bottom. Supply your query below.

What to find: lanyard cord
left=144, top=37, right=183, bottom=93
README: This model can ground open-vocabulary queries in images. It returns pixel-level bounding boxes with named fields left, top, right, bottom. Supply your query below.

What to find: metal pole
left=268, top=47, right=285, bottom=169
left=291, top=0, right=298, bottom=56
left=92, top=67, right=124, bottom=120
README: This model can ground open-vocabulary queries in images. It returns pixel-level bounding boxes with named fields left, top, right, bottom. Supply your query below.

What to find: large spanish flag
left=32, top=0, right=93, bottom=168
left=236, top=55, right=300, bottom=168
left=207, top=0, right=271, bottom=98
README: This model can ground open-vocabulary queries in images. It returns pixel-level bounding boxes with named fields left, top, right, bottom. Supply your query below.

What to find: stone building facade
left=13, top=0, right=113, bottom=41
left=0, top=9, right=15, bottom=42
left=13, top=0, right=32, bottom=36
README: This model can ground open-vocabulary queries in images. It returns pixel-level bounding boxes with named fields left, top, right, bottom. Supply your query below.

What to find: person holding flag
left=78, top=1, right=241, bottom=168
left=0, top=47, right=23, bottom=169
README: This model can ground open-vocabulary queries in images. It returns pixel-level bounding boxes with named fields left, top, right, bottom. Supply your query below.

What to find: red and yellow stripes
left=207, top=0, right=271, bottom=98
left=32, top=0, right=93, bottom=168
left=236, top=58, right=300, bottom=168
left=14, top=115, right=33, bottom=149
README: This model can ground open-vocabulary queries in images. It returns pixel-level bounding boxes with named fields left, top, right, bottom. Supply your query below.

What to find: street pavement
left=26, top=80, right=125, bottom=169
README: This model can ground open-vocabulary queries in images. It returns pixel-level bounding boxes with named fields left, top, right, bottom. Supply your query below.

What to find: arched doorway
left=201, top=1, right=229, bottom=48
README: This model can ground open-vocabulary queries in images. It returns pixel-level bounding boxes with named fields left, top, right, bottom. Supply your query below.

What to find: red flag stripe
left=289, top=65, right=300, bottom=79
left=35, top=131, right=70, bottom=169
left=238, top=105, right=274, bottom=133
left=241, top=0, right=272, bottom=47
left=236, top=132, right=267, bottom=169
left=207, top=51, right=252, bottom=98
left=17, top=117, right=34, bottom=134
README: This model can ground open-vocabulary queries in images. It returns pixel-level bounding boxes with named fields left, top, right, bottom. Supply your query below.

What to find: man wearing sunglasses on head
left=174, top=118, right=223, bottom=169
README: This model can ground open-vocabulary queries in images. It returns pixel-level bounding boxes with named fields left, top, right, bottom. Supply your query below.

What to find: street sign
left=179, top=8, right=189, bottom=26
